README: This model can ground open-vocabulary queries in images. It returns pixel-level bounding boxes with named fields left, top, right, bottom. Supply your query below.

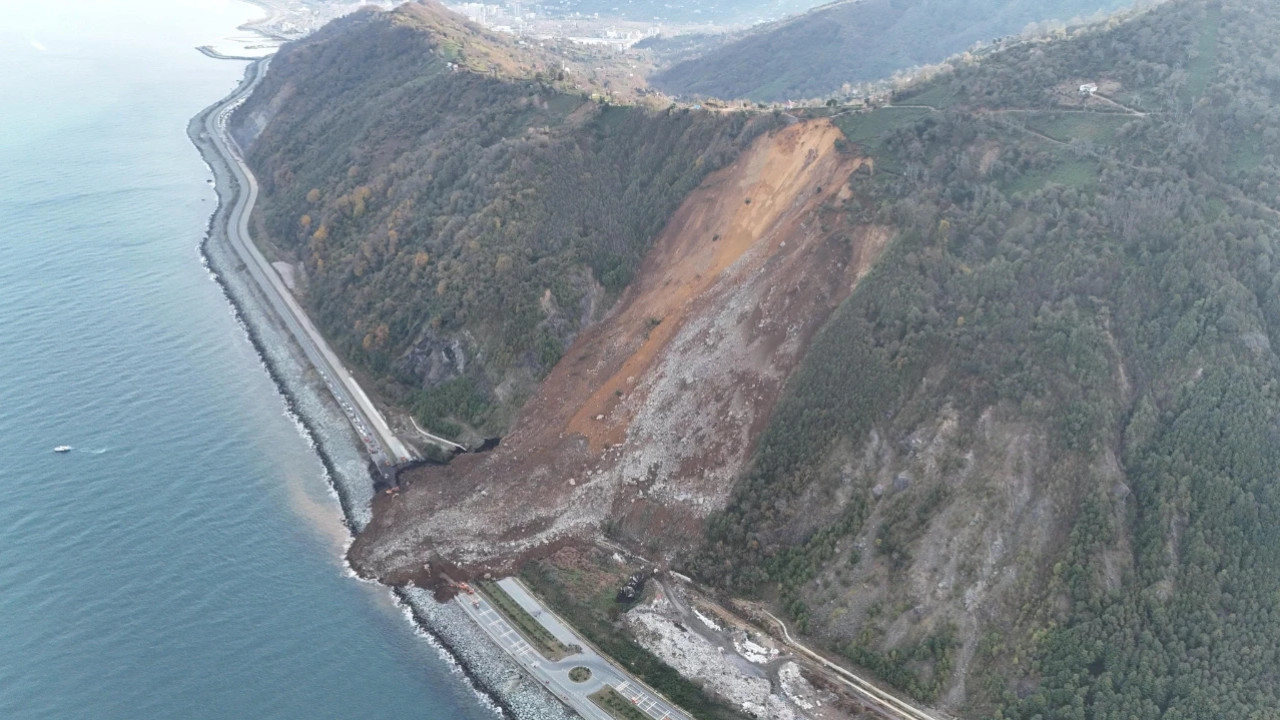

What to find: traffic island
left=569, top=666, right=592, bottom=683
left=589, top=686, right=650, bottom=720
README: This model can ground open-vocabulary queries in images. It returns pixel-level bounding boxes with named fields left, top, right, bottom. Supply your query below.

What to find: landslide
left=691, top=0, right=1280, bottom=716
left=230, top=0, right=780, bottom=442
left=650, top=0, right=1137, bottom=103
left=349, top=118, right=888, bottom=579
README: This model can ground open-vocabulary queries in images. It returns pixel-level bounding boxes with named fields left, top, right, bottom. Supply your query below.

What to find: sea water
left=0, top=2, right=494, bottom=717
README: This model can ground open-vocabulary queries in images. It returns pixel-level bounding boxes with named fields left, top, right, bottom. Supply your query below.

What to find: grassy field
left=897, top=84, right=959, bottom=110
left=1004, top=159, right=1099, bottom=194
left=834, top=106, right=934, bottom=170
left=1023, top=112, right=1133, bottom=146
left=479, top=580, right=573, bottom=661
left=589, top=687, right=651, bottom=720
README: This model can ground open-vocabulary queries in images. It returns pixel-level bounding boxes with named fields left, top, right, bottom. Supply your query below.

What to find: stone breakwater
left=188, top=62, right=572, bottom=720
left=401, top=588, right=578, bottom=720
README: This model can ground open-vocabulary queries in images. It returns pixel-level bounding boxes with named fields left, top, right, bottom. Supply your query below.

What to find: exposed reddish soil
left=350, top=119, right=891, bottom=580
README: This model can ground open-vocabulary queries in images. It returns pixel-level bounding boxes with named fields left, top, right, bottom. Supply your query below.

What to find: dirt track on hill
left=350, top=119, right=892, bottom=581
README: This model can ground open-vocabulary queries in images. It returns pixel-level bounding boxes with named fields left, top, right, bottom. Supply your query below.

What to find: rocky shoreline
left=188, top=62, right=573, bottom=720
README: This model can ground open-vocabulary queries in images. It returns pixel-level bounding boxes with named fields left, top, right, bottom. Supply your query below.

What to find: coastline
left=187, top=62, right=574, bottom=720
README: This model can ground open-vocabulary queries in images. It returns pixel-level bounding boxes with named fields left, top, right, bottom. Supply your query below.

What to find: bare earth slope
left=350, top=119, right=889, bottom=581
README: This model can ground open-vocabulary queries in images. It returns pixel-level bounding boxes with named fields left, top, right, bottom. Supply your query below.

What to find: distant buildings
left=1079, top=82, right=1099, bottom=96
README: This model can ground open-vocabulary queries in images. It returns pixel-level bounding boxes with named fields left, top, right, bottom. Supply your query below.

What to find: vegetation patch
left=833, top=106, right=934, bottom=163
left=842, top=627, right=957, bottom=702
left=1022, top=111, right=1132, bottom=145
left=409, top=376, right=492, bottom=440
left=569, top=666, right=592, bottom=683
left=1003, top=158, right=1099, bottom=194
left=478, top=580, right=572, bottom=661
left=896, top=84, right=959, bottom=110
left=1185, top=1, right=1222, bottom=101
left=589, top=686, right=650, bottom=720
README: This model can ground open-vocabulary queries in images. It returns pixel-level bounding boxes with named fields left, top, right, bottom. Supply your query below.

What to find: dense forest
left=650, top=0, right=1139, bottom=102
left=691, top=0, right=1280, bottom=716
left=232, top=2, right=780, bottom=439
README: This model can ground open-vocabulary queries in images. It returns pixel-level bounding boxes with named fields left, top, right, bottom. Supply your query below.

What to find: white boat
left=53, top=445, right=71, bottom=454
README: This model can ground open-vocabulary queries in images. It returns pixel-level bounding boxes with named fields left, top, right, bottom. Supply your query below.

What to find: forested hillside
left=650, top=0, right=1138, bottom=102
left=692, top=0, right=1280, bottom=715
left=239, top=0, right=1280, bottom=716
left=231, top=2, right=779, bottom=440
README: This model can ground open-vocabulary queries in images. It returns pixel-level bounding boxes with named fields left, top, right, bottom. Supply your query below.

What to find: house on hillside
left=1079, top=82, right=1098, bottom=96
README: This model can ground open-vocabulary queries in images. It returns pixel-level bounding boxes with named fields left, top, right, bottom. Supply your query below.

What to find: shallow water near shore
left=0, top=2, right=496, bottom=718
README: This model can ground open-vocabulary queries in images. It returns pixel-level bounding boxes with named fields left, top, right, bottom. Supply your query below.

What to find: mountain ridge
left=650, top=0, right=1141, bottom=102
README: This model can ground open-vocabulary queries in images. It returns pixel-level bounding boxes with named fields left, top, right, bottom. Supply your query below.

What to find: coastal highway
left=203, top=59, right=434, bottom=471
left=458, top=578, right=691, bottom=720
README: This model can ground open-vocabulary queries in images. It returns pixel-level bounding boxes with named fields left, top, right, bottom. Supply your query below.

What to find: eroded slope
left=350, top=119, right=889, bottom=580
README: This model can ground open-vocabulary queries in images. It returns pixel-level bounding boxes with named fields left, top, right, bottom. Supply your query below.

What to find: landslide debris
left=349, top=118, right=887, bottom=579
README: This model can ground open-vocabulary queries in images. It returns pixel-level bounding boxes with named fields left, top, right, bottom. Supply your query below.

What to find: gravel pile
left=626, top=601, right=810, bottom=720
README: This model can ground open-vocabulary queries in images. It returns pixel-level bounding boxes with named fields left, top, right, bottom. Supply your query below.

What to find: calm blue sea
left=0, top=2, right=493, bottom=718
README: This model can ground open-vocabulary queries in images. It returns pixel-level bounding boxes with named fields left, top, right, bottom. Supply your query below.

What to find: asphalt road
left=203, top=59, right=418, bottom=471
left=456, top=578, right=691, bottom=720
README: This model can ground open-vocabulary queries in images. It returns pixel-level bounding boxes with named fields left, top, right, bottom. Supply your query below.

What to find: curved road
left=458, top=578, right=691, bottom=720
left=203, top=60, right=450, bottom=471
